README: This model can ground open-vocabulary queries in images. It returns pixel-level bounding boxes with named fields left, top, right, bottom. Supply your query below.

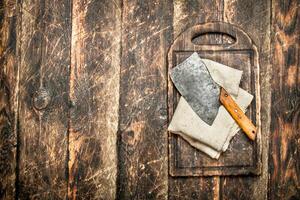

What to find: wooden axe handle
left=219, top=88, right=257, bottom=140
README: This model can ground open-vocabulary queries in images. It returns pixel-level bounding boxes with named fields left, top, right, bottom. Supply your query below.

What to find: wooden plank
left=17, top=0, right=71, bottom=199
left=0, top=1, right=20, bottom=199
left=168, top=0, right=222, bottom=198
left=68, top=0, right=121, bottom=199
left=221, top=0, right=271, bottom=199
left=116, top=0, right=172, bottom=199
left=169, top=177, right=218, bottom=200
left=269, top=0, right=300, bottom=199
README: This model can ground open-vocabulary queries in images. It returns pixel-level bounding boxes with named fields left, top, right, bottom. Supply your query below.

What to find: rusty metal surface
left=170, top=53, right=220, bottom=125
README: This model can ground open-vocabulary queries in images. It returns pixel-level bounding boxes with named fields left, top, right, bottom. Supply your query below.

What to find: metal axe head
left=170, top=53, right=220, bottom=125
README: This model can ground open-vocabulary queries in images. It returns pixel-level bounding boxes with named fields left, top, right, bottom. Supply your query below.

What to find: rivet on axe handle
left=220, top=88, right=257, bottom=140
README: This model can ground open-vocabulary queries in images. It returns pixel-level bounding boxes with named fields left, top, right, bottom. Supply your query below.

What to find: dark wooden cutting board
left=168, top=22, right=262, bottom=176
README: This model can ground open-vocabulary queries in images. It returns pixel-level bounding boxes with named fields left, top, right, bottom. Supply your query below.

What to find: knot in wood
left=32, top=88, right=51, bottom=110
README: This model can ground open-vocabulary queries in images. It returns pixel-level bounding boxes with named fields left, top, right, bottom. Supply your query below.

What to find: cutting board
left=167, top=22, right=261, bottom=176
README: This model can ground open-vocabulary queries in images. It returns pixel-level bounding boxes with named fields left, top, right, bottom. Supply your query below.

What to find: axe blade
left=170, top=53, right=220, bottom=125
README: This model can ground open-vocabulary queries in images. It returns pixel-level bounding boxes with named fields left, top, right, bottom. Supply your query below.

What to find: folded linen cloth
left=168, top=89, right=253, bottom=158
left=168, top=53, right=253, bottom=159
left=202, top=58, right=242, bottom=96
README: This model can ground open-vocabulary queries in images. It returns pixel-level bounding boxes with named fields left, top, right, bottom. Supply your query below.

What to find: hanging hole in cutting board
left=191, top=32, right=236, bottom=45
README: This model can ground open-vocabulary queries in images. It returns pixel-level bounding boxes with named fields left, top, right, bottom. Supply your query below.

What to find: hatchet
left=170, top=53, right=257, bottom=140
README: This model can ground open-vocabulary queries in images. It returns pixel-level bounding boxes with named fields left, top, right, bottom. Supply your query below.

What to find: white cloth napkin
left=168, top=53, right=253, bottom=159
left=202, top=58, right=242, bottom=96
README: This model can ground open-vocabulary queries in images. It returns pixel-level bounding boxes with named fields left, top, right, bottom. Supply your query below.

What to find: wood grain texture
left=269, top=0, right=300, bottom=199
left=169, top=177, right=218, bottom=200
left=0, top=75, right=15, bottom=200
left=0, top=0, right=299, bottom=199
left=168, top=22, right=261, bottom=176
left=68, top=0, right=121, bottom=199
left=221, top=0, right=271, bottom=199
left=17, top=0, right=71, bottom=199
left=116, top=0, right=172, bottom=199
left=0, top=1, right=20, bottom=199
left=168, top=0, right=223, bottom=199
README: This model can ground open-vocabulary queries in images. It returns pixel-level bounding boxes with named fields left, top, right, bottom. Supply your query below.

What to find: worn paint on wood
left=269, top=0, right=300, bottom=199
left=117, top=0, right=172, bottom=199
left=17, top=0, right=71, bottom=199
left=68, top=0, right=121, bottom=199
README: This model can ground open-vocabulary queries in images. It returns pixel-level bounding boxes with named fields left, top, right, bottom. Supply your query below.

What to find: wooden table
left=0, top=0, right=299, bottom=199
